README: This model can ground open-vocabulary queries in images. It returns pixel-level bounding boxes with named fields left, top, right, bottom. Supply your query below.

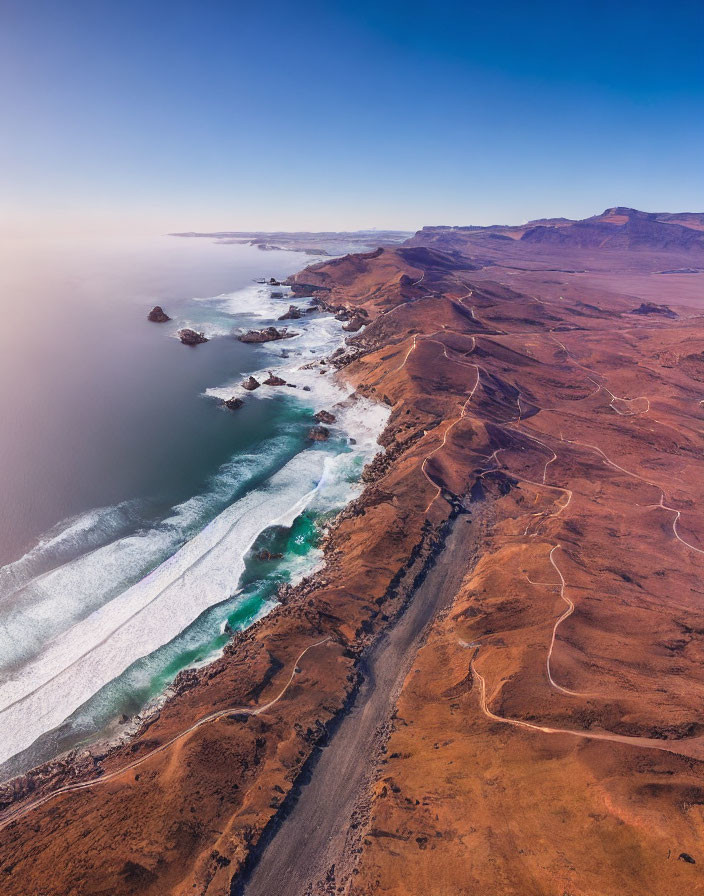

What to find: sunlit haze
left=2, top=0, right=702, bottom=240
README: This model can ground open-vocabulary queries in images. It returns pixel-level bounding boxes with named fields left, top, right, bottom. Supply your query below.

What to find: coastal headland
left=2, top=209, right=704, bottom=895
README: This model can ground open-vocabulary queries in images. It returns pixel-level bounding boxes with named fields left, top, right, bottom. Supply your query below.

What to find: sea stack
left=148, top=305, right=170, bottom=322
left=242, top=376, right=261, bottom=391
left=178, top=328, right=208, bottom=345
left=307, top=425, right=330, bottom=441
left=224, top=397, right=243, bottom=410
left=238, top=327, right=296, bottom=343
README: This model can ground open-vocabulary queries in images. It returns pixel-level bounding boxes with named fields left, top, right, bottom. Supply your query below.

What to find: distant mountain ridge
left=411, top=208, right=704, bottom=253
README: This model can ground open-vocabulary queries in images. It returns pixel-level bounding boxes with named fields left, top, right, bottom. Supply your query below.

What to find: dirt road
left=235, top=512, right=479, bottom=896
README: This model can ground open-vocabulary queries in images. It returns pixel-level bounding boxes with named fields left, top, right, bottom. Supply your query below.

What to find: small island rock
left=256, top=549, right=283, bottom=561
left=238, top=327, right=296, bottom=343
left=278, top=305, right=302, bottom=320
left=264, top=371, right=287, bottom=386
left=178, top=328, right=208, bottom=345
left=307, top=425, right=330, bottom=441
left=148, top=305, right=170, bottom=322
left=242, top=376, right=261, bottom=391
left=314, top=410, right=336, bottom=424
left=224, top=397, right=244, bottom=410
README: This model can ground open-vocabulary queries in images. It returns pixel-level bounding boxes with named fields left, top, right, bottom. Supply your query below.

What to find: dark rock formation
left=256, top=549, right=283, bottom=561
left=630, top=302, right=678, bottom=318
left=147, top=305, right=170, bottom=322
left=307, top=425, right=330, bottom=441
left=238, top=327, right=296, bottom=343
left=178, top=328, right=208, bottom=345
left=314, top=410, right=336, bottom=424
left=278, top=305, right=303, bottom=320
left=269, top=277, right=281, bottom=286
left=242, top=376, right=261, bottom=391
left=342, top=313, right=367, bottom=332
left=263, top=372, right=287, bottom=386
left=224, top=397, right=244, bottom=410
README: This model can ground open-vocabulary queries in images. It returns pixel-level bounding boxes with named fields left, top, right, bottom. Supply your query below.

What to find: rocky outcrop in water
left=238, top=327, right=296, bottom=343
left=264, top=372, right=287, bottom=386
left=178, top=328, right=208, bottom=345
left=314, top=410, right=336, bottom=424
left=224, top=397, right=244, bottom=410
left=256, top=549, right=283, bottom=561
left=278, top=305, right=303, bottom=320
left=307, top=425, right=330, bottom=441
left=242, top=376, right=261, bottom=391
left=147, top=305, right=170, bottom=322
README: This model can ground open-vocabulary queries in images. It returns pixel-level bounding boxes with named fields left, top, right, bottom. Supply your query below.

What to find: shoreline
left=4, top=232, right=703, bottom=896
left=0, top=246, right=459, bottom=832
left=0, top=278, right=389, bottom=785
left=0, top=378, right=392, bottom=813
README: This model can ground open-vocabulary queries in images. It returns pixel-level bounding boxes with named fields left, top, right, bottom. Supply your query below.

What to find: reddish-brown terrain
left=2, top=209, right=704, bottom=895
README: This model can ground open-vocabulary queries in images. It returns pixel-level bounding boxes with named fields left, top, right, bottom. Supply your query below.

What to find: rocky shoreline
left=4, top=235, right=704, bottom=896
left=0, top=270, right=384, bottom=810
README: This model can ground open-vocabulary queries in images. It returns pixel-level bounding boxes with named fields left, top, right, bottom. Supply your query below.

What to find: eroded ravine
left=235, top=511, right=483, bottom=896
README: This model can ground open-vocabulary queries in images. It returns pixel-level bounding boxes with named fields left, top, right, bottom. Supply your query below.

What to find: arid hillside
left=2, top=219, right=704, bottom=896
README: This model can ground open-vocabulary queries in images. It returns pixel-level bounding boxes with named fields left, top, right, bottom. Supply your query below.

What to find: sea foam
left=0, top=278, right=389, bottom=770
left=0, top=448, right=324, bottom=765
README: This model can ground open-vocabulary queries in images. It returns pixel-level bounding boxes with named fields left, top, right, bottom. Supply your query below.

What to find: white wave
left=0, top=283, right=388, bottom=769
left=205, top=306, right=353, bottom=403
left=0, top=500, right=143, bottom=602
left=204, top=303, right=387, bottom=456
left=177, top=283, right=295, bottom=337
left=0, top=436, right=297, bottom=676
left=0, top=448, right=326, bottom=765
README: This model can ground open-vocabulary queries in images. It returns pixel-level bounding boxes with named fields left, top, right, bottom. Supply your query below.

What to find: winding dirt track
left=0, top=637, right=332, bottom=834
left=472, top=652, right=704, bottom=761
left=401, top=289, right=704, bottom=718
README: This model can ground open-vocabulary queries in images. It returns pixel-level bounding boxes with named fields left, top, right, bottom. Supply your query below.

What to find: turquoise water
left=58, top=507, right=325, bottom=755
left=0, top=238, right=386, bottom=779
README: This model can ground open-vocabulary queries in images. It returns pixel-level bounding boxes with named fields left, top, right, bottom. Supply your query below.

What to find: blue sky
left=1, top=0, right=702, bottom=235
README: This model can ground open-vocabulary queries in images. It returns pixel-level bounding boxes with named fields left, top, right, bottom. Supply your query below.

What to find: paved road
left=236, top=513, right=478, bottom=896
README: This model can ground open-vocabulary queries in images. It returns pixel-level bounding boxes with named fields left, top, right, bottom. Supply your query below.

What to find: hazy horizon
left=2, top=0, right=702, bottom=241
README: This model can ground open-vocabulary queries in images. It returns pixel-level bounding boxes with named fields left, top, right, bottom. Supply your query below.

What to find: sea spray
left=0, top=277, right=389, bottom=777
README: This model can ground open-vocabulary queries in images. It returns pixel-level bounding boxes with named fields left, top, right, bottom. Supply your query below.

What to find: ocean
left=0, top=235, right=387, bottom=779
